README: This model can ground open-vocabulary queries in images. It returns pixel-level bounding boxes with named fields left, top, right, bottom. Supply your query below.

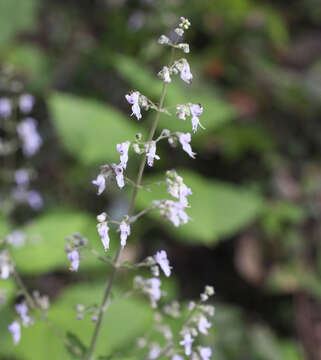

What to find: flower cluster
left=137, top=285, right=215, bottom=360
left=0, top=88, right=43, bottom=215
left=153, top=170, right=192, bottom=227
left=64, top=233, right=88, bottom=272
left=12, top=169, right=43, bottom=210
left=176, top=103, right=204, bottom=133
left=62, top=16, right=214, bottom=360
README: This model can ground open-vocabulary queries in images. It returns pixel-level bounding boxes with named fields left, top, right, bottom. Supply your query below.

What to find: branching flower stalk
left=85, top=32, right=178, bottom=360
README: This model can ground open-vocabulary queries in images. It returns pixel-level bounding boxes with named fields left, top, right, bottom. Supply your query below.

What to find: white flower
left=113, top=164, right=125, bottom=189
left=190, top=104, right=204, bottom=133
left=120, top=220, right=130, bottom=247
left=147, top=141, right=160, bottom=167
left=97, top=222, right=110, bottom=251
left=180, top=59, right=193, bottom=84
left=198, top=315, right=211, bottom=335
left=8, top=321, right=21, bottom=345
left=199, top=347, right=212, bottom=360
left=125, top=91, right=142, bottom=120
left=179, top=332, right=194, bottom=356
left=68, top=250, right=80, bottom=271
left=154, top=250, right=172, bottom=277
left=158, top=66, right=172, bottom=83
left=92, top=174, right=106, bottom=195
left=145, top=278, right=162, bottom=308
left=158, top=35, right=169, bottom=44
left=178, top=132, right=196, bottom=158
left=178, top=43, right=190, bottom=53
left=117, top=141, right=130, bottom=169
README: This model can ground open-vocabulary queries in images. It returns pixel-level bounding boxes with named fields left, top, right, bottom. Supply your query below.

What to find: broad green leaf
left=136, top=170, right=264, bottom=245
left=1, top=283, right=152, bottom=360
left=113, top=55, right=235, bottom=138
left=10, top=207, right=110, bottom=274
left=0, top=0, right=38, bottom=49
left=49, top=93, right=142, bottom=166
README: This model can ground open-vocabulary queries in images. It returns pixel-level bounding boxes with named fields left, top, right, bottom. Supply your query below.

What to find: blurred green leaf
left=215, top=123, right=276, bottom=159
left=10, top=207, right=107, bottom=274
left=49, top=93, right=143, bottom=166
left=5, top=45, right=50, bottom=90
left=113, top=55, right=236, bottom=139
left=136, top=170, right=264, bottom=245
left=0, top=214, right=10, bottom=238
left=0, top=0, right=38, bottom=49
left=1, top=283, right=152, bottom=360
left=262, top=201, right=304, bottom=237
left=264, top=7, right=289, bottom=47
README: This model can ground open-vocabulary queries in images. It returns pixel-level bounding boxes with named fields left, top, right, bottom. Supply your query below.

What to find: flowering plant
left=1, top=17, right=215, bottom=360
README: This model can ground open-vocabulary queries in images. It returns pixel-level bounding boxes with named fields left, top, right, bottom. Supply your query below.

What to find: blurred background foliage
left=0, top=0, right=321, bottom=359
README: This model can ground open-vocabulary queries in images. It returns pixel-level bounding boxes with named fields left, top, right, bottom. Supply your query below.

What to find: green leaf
left=1, top=283, right=152, bottom=360
left=113, top=55, right=235, bottom=138
left=0, top=0, right=38, bottom=49
left=10, top=207, right=108, bottom=274
left=136, top=170, right=264, bottom=245
left=49, top=93, right=142, bottom=166
left=5, top=45, right=50, bottom=90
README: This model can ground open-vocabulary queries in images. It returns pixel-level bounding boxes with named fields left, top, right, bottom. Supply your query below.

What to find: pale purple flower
left=8, top=321, right=21, bottom=345
left=198, top=315, right=212, bottom=335
left=200, top=347, right=212, bottom=360
left=148, top=344, right=161, bottom=359
left=159, top=66, right=171, bottom=83
left=92, top=174, right=106, bottom=195
left=19, top=94, right=35, bottom=114
left=117, top=141, right=130, bottom=169
left=0, top=252, right=10, bottom=279
left=180, top=60, right=193, bottom=84
left=0, top=262, right=10, bottom=279
left=179, top=332, right=194, bottom=356
left=120, top=220, right=130, bottom=247
left=14, top=169, right=29, bottom=186
left=0, top=98, right=11, bottom=118
left=145, top=278, right=161, bottom=308
left=125, top=91, right=141, bottom=120
left=147, top=141, right=160, bottom=167
left=155, top=250, right=171, bottom=277
left=15, top=302, right=32, bottom=326
left=68, top=250, right=80, bottom=272
left=190, top=104, right=204, bottom=133
left=178, top=132, right=196, bottom=158
left=172, top=356, right=184, bottom=360
left=7, top=230, right=25, bottom=248
left=113, top=164, right=125, bottom=188
left=27, top=190, right=43, bottom=210
left=97, top=222, right=110, bottom=251
left=158, top=199, right=189, bottom=227
left=17, top=118, right=42, bottom=157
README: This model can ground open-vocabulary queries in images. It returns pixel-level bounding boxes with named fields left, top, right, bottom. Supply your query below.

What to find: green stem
left=85, top=44, right=176, bottom=360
